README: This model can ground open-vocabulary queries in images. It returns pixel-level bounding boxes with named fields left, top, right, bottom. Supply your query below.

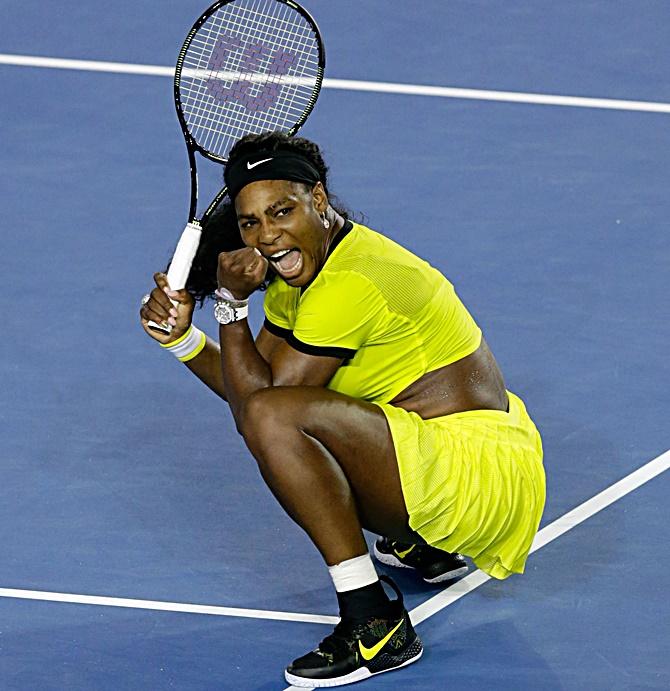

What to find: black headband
left=224, top=150, right=321, bottom=201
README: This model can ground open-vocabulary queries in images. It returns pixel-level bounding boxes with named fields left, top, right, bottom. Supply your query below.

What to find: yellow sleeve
left=289, top=270, right=386, bottom=358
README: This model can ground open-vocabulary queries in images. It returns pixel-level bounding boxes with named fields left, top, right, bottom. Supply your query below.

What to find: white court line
left=0, top=449, right=667, bottom=628
left=0, top=54, right=174, bottom=77
left=0, top=456, right=666, bottom=691
left=283, top=448, right=670, bottom=689
left=0, top=588, right=338, bottom=626
left=411, top=447, right=670, bottom=625
left=323, top=79, right=670, bottom=114
left=1, top=53, right=670, bottom=114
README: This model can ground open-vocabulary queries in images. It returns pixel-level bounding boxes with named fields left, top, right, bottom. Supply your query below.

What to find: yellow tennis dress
left=263, top=221, right=545, bottom=579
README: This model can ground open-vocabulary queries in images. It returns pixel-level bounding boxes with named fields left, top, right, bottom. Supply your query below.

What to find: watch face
left=214, top=300, right=235, bottom=324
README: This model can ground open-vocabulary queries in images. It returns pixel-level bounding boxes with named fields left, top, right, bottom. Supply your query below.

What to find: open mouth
left=269, top=248, right=303, bottom=278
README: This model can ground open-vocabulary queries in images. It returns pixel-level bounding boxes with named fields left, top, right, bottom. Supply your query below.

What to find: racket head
left=174, top=0, right=325, bottom=167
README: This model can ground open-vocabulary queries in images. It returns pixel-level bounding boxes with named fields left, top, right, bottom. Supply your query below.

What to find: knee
left=238, top=387, right=294, bottom=455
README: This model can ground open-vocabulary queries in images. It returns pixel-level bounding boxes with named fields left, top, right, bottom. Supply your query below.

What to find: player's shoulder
left=338, top=221, right=391, bottom=253
left=332, top=221, right=422, bottom=263
left=326, top=220, right=433, bottom=280
left=302, top=223, right=415, bottom=309
left=313, top=223, right=377, bottom=288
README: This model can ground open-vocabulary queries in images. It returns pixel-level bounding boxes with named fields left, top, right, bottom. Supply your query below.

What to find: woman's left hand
left=217, top=247, right=269, bottom=300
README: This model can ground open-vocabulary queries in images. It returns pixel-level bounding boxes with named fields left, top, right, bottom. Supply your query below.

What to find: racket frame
left=149, top=0, right=325, bottom=334
left=173, top=0, right=325, bottom=226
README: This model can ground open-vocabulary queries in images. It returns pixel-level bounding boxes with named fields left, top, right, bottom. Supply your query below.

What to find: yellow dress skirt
left=375, top=391, right=545, bottom=579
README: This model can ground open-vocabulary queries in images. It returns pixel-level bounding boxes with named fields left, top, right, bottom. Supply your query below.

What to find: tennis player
left=140, top=132, right=545, bottom=687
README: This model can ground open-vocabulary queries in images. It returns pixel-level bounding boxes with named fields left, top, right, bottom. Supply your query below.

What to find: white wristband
left=215, top=286, right=246, bottom=303
left=159, top=325, right=207, bottom=362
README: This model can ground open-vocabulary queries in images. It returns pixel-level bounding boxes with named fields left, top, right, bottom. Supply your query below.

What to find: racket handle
left=166, top=221, right=202, bottom=290
left=148, top=221, right=202, bottom=334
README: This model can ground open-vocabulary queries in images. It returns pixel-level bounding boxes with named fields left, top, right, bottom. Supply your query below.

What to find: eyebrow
left=237, top=196, right=295, bottom=219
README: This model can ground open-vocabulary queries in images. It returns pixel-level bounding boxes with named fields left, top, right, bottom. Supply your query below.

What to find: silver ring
left=141, top=293, right=151, bottom=306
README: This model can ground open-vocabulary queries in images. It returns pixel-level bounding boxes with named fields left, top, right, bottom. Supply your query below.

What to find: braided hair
left=184, top=131, right=349, bottom=305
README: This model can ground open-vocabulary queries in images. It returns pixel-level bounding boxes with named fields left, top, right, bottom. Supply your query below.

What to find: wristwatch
left=213, top=298, right=249, bottom=325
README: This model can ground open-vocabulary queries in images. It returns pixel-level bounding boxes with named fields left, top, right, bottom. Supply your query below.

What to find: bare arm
left=182, top=325, right=291, bottom=401
left=140, top=272, right=287, bottom=402
left=213, top=246, right=342, bottom=423
left=181, top=333, right=227, bottom=399
left=219, top=318, right=341, bottom=421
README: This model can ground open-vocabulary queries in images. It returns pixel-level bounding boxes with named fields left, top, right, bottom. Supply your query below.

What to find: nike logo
left=358, top=619, right=404, bottom=661
left=394, top=545, right=415, bottom=559
left=247, top=157, right=273, bottom=169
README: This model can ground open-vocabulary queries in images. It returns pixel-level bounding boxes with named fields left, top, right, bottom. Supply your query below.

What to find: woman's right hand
left=139, top=272, right=196, bottom=345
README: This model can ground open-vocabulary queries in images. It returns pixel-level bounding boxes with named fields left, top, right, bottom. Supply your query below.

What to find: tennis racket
left=149, top=0, right=325, bottom=332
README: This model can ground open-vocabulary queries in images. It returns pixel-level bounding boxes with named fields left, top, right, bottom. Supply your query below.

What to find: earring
left=322, top=213, right=330, bottom=230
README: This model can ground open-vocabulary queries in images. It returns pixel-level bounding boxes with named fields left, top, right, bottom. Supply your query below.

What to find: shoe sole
left=373, top=543, right=468, bottom=584
left=285, top=646, right=423, bottom=688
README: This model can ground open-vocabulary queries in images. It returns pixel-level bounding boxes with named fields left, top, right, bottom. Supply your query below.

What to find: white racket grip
left=147, top=222, right=201, bottom=333
left=166, top=221, right=202, bottom=290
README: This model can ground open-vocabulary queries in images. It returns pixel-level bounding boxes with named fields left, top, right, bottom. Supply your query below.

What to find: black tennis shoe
left=284, top=576, right=423, bottom=687
left=374, top=536, right=468, bottom=584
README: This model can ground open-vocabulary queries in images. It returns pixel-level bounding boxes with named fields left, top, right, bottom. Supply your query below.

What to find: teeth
left=270, top=249, right=292, bottom=260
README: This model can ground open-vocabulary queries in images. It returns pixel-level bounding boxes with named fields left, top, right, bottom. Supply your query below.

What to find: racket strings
left=201, top=3, right=319, bottom=101
left=193, top=1, right=319, bottom=140
left=178, top=0, right=322, bottom=159
left=208, top=1, right=319, bottom=74
left=184, top=5, right=318, bottom=148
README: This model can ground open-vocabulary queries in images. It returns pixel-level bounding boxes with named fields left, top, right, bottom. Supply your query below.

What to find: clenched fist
left=217, top=247, right=269, bottom=300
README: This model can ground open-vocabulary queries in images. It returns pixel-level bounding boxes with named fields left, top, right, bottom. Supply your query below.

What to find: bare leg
left=239, top=386, right=418, bottom=566
left=239, top=388, right=428, bottom=683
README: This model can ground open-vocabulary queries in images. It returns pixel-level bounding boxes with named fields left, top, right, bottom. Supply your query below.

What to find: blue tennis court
left=1, top=1, right=668, bottom=688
